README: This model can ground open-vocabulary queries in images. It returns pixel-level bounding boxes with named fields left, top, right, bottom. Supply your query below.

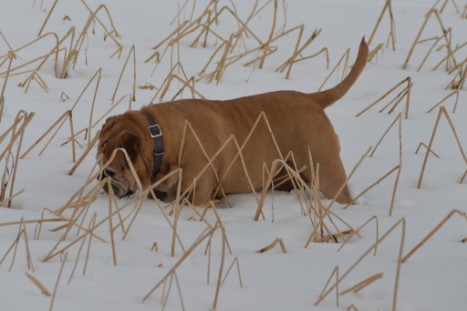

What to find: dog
left=97, top=38, right=368, bottom=205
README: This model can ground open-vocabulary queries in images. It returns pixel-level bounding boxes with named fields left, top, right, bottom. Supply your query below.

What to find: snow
left=1, top=0, right=466, bottom=310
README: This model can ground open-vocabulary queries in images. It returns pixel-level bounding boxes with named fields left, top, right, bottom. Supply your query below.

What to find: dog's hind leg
left=316, top=156, right=352, bottom=204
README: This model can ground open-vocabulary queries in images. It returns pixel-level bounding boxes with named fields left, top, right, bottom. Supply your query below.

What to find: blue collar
left=144, top=112, right=164, bottom=177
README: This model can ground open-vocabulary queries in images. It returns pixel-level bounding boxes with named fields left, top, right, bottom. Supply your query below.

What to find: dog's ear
left=119, top=131, right=141, bottom=164
left=100, top=116, right=116, bottom=134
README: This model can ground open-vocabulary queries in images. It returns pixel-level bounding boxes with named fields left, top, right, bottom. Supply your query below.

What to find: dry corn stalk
left=368, top=0, right=396, bottom=51
left=1, top=111, right=35, bottom=207
left=256, top=238, right=287, bottom=253
left=426, top=89, right=460, bottom=113
left=111, top=45, right=136, bottom=102
left=402, top=210, right=467, bottom=263
left=275, top=28, right=324, bottom=79
left=318, top=48, right=349, bottom=91
left=446, top=60, right=466, bottom=90
left=340, top=273, right=384, bottom=295
left=0, top=50, right=15, bottom=123
left=0, top=218, right=35, bottom=271
left=315, top=217, right=405, bottom=311
left=431, top=0, right=462, bottom=14
left=20, top=110, right=76, bottom=162
left=403, top=9, right=456, bottom=71
left=417, top=107, right=466, bottom=189
left=356, top=77, right=412, bottom=119
left=142, top=226, right=218, bottom=303
left=0, top=32, right=62, bottom=77
left=35, top=1, right=122, bottom=78
left=19, top=71, right=49, bottom=93
left=25, top=272, right=52, bottom=297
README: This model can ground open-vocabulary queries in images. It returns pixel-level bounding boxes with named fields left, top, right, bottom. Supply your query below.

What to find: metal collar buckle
left=149, top=123, right=162, bottom=138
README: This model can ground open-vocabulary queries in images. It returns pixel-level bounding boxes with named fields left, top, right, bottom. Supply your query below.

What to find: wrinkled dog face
left=99, top=167, right=136, bottom=198
left=97, top=115, right=147, bottom=198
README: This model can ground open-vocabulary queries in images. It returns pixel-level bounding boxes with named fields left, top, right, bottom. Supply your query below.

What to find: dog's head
left=97, top=112, right=153, bottom=198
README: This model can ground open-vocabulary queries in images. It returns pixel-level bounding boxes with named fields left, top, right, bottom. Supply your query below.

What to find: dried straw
left=160, top=271, right=186, bottom=311
left=432, top=0, right=462, bottom=14
left=356, top=77, right=412, bottom=119
left=389, top=114, right=403, bottom=216
left=142, top=226, right=217, bottom=303
left=25, top=272, right=52, bottom=296
left=0, top=219, right=35, bottom=271
left=367, top=43, right=384, bottom=62
left=460, top=170, right=467, bottom=183
left=49, top=252, right=68, bottom=311
left=340, top=273, right=384, bottom=295
left=416, top=34, right=445, bottom=72
left=369, top=113, right=401, bottom=157
left=67, top=213, right=97, bottom=284
left=275, top=28, right=322, bottom=79
left=0, top=51, right=15, bottom=123
left=20, top=110, right=76, bottom=162
left=0, top=222, right=21, bottom=270
left=68, top=131, right=99, bottom=176
left=20, top=71, right=49, bottom=93
left=402, top=209, right=467, bottom=263
left=0, top=32, right=61, bottom=78
left=5, top=116, right=28, bottom=207
left=111, top=45, right=136, bottom=102
left=402, top=9, right=455, bottom=70
left=344, top=165, right=400, bottom=209
left=80, top=0, right=121, bottom=38
left=107, top=179, right=118, bottom=265
left=256, top=238, right=287, bottom=253
left=21, top=219, right=35, bottom=271
left=258, top=0, right=278, bottom=69
left=426, top=89, right=460, bottom=113
left=417, top=107, right=467, bottom=189
left=37, top=0, right=60, bottom=36
left=220, top=257, right=243, bottom=288
left=318, top=48, right=349, bottom=91
left=338, top=216, right=378, bottom=254
left=366, top=113, right=403, bottom=215
left=44, top=190, right=137, bottom=261
left=312, top=229, right=355, bottom=243
left=368, top=0, right=396, bottom=51
left=211, top=224, right=230, bottom=310
left=71, top=4, right=123, bottom=63
left=317, top=266, right=340, bottom=308
left=1, top=112, right=34, bottom=207
left=151, top=62, right=204, bottom=103
left=415, top=142, right=440, bottom=158
left=315, top=217, right=405, bottom=311
left=446, top=61, right=466, bottom=90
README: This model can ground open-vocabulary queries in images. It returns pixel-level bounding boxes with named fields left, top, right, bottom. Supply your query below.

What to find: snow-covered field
left=0, top=0, right=466, bottom=310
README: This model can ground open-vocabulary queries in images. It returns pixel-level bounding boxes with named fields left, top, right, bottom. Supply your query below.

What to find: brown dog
left=98, top=38, right=368, bottom=205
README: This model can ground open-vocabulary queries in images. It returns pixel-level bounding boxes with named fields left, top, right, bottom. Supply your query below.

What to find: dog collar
left=144, top=112, right=164, bottom=177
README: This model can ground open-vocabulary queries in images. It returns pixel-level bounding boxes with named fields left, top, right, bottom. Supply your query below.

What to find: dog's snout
left=103, top=181, right=130, bottom=198
left=98, top=168, right=116, bottom=181
left=103, top=168, right=116, bottom=178
left=100, top=171, right=135, bottom=198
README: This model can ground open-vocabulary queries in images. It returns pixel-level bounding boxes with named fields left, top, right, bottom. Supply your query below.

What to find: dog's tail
left=311, top=38, right=369, bottom=109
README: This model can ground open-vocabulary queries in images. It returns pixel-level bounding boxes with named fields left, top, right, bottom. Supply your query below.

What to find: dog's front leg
left=186, top=171, right=218, bottom=206
left=190, top=181, right=217, bottom=206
